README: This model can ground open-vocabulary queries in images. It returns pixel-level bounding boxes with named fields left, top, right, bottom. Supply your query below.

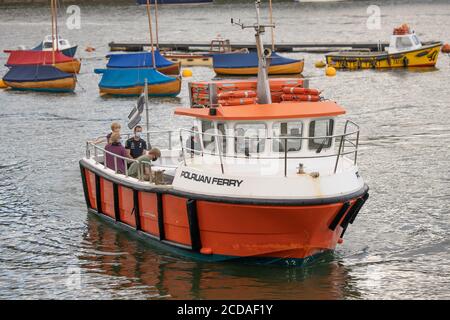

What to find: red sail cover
left=4, top=50, right=75, bottom=66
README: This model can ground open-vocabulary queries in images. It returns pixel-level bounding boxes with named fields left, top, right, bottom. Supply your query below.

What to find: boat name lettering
left=180, top=171, right=243, bottom=187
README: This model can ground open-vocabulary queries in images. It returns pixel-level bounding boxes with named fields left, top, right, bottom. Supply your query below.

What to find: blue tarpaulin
left=3, top=65, right=73, bottom=82
left=212, top=52, right=300, bottom=69
left=106, top=50, right=174, bottom=69
left=94, top=68, right=175, bottom=88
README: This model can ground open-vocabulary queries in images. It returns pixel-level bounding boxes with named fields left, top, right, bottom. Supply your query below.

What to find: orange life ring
left=218, top=90, right=257, bottom=99
left=281, top=94, right=320, bottom=102
left=442, top=43, right=450, bottom=53
left=282, top=87, right=320, bottom=95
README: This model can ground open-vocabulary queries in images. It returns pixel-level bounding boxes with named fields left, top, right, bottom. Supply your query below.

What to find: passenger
left=128, top=148, right=161, bottom=180
left=105, top=132, right=129, bottom=174
left=125, top=125, right=149, bottom=159
left=90, top=122, right=121, bottom=145
left=186, top=126, right=201, bottom=155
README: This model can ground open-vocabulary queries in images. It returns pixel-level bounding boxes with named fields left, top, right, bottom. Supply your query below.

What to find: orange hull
left=157, top=62, right=181, bottom=75
left=81, top=164, right=368, bottom=264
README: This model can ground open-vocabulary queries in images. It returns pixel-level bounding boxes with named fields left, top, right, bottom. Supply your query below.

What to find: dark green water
left=0, top=0, right=450, bottom=299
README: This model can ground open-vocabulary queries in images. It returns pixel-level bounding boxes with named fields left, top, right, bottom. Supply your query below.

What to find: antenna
left=230, top=0, right=275, bottom=104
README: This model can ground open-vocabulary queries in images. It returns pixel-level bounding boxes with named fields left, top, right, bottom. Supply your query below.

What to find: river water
left=0, top=0, right=450, bottom=299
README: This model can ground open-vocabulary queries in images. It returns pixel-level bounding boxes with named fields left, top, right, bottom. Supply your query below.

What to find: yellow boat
left=326, top=25, right=442, bottom=70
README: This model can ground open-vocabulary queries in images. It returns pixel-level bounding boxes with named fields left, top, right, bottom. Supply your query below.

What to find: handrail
left=85, top=141, right=173, bottom=184
left=179, top=120, right=360, bottom=176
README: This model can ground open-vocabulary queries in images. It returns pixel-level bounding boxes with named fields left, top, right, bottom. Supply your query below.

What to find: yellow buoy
left=182, top=68, right=193, bottom=77
left=325, top=66, right=336, bottom=77
left=315, top=61, right=326, bottom=68
left=0, top=79, right=8, bottom=89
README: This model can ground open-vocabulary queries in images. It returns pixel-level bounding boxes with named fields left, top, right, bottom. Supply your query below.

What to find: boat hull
left=214, top=60, right=304, bottom=75
left=99, top=77, right=181, bottom=97
left=3, top=77, right=76, bottom=92
left=80, top=161, right=369, bottom=266
left=54, top=60, right=81, bottom=74
left=156, top=61, right=181, bottom=75
left=164, top=54, right=212, bottom=67
left=326, top=42, right=442, bottom=69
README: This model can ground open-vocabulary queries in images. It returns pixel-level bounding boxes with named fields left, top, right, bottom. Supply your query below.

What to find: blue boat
left=2, top=65, right=76, bottom=92
left=107, top=50, right=180, bottom=75
left=212, top=51, right=304, bottom=75
left=94, top=68, right=181, bottom=97
left=136, top=0, right=213, bottom=4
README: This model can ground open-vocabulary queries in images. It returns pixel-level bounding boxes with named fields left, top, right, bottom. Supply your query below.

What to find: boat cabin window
left=396, top=37, right=413, bottom=49
left=272, top=121, right=303, bottom=153
left=308, top=119, right=334, bottom=151
left=412, top=35, right=420, bottom=45
left=43, top=42, right=53, bottom=49
left=201, top=120, right=215, bottom=151
left=234, top=123, right=266, bottom=155
left=217, top=122, right=227, bottom=154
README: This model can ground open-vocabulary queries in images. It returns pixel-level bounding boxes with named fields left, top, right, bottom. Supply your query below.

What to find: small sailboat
left=32, top=35, right=78, bottom=58
left=326, top=24, right=442, bottom=69
left=213, top=51, right=304, bottom=75
left=94, top=68, right=181, bottom=96
left=106, top=50, right=180, bottom=75
left=2, top=65, right=76, bottom=93
left=107, top=0, right=180, bottom=75
left=1, top=0, right=76, bottom=92
left=5, top=50, right=80, bottom=74
left=212, top=0, right=303, bottom=76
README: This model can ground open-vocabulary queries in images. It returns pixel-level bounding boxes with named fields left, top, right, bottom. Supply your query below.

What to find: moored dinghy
left=32, top=35, right=78, bottom=58
left=5, top=50, right=81, bottom=74
left=213, top=51, right=304, bottom=75
left=106, top=50, right=180, bottom=75
left=95, top=68, right=181, bottom=96
left=2, top=65, right=76, bottom=92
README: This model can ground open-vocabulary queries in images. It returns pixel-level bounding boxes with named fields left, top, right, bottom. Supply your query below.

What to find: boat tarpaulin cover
left=106, top=50, right=174, bottom=68
left=94, top=68, right=175, bottom=88
left=3, top=65, right=73, bottom=82
left=5, top=50, right=75, bottom=66
left=212, top=52, right=301, bottom=68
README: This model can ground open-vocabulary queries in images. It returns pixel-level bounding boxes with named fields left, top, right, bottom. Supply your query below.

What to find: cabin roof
left=174, top=101, right=346, bottom=121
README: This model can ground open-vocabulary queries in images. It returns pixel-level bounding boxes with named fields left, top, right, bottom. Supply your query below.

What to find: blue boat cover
left=94, top=68, right=175, bottom=88
left=3, top=65, right=73, bottom=82
left=212, top=52, right=300, bottom=69
left=106, top=50, right=174, bottom=69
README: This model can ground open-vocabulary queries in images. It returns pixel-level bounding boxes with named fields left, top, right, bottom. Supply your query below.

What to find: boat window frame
left=308, top=118, right=335, bottom=151
left=395, top=36, right=413, bottom=50
left=272, top=120, right=304, bottom=153
left=233, top=122, right=267, bottom=155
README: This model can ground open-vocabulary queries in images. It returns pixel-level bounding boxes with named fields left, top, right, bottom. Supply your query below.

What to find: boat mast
left=232, top=0, right=273, bottom=104
left=50, top=0, right=56, bottom=65
left=154, top=0, right=159, bottom=50
left=269, top=0, right=274, bottom=51
left=145, top=0, right=156, bottom=69
left=54, top=0, right=59, bottom=52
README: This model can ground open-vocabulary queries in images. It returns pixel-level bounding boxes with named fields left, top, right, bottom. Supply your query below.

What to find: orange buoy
left=218, top=97, right=257, bottom=106
left=281, top=94, right=320, bottom=102
left=442, top=43, right=450, bottom=53
left=218, top=90, right=257, bottom=99
left=282, top=87, right=320, bottom=95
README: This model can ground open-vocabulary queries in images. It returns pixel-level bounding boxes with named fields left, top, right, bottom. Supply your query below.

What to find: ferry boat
left=79, top=0, right=369, bottom=265
left=326, top=24, right=442, bottom=69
